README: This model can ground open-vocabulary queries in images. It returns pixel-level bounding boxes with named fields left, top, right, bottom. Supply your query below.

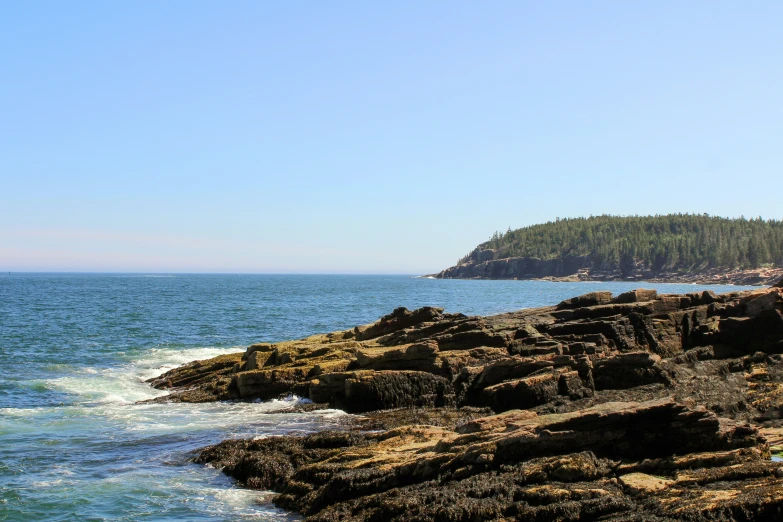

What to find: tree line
left=459, top=214, right=783, bottom=274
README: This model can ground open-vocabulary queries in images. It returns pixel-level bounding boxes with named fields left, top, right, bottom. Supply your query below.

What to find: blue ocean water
left=0, top=274, right=761, bottom=521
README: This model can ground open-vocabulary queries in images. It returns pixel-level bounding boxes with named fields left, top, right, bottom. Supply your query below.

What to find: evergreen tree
left=457, top=214, right=783, bottom=273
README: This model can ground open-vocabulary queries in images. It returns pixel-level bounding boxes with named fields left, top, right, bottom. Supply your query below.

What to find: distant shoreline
left=425, top=266, right=783, bottom=287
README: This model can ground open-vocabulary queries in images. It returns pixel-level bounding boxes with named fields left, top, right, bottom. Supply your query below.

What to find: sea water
left=0, top=274, right=760, bottom=521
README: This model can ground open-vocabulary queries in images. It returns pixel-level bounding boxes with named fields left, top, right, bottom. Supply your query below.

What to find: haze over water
left=0, top=274, right=761, bottom=520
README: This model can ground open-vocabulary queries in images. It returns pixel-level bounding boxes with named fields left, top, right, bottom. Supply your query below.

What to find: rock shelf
left=149, top=281, right=783, bottom=520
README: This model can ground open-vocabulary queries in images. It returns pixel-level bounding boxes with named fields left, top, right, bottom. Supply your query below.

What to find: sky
left=1, top=1, right=782, bottom=274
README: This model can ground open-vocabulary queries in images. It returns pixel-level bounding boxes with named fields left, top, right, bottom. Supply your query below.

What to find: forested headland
left=437, top=214, right=783, bottom=284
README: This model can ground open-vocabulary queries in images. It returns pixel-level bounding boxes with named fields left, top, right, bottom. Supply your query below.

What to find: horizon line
left=2, top=270, right=429, bottom=276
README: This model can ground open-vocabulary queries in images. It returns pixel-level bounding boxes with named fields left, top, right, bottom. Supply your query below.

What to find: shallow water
left=0, top=274, right=760, bottom=520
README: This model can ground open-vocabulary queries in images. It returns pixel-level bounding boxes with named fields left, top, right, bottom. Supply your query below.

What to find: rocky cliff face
left=434, top=254, right=783, bottom=285
left=436, top=254, right=593, bottom=279
left=149, top=286, right=783, bottom=520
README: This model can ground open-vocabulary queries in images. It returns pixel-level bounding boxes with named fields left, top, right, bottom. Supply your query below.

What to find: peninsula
left=148, top=278, right=783, bottom=520
left=434, top=215, right=783, bottom=285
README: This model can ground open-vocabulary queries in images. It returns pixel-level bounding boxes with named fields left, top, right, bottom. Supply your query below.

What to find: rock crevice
left=147, top=285, right=783, bottom=520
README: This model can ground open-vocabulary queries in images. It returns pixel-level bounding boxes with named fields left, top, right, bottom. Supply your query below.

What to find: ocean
left=0, top=274, right=760, bottom=521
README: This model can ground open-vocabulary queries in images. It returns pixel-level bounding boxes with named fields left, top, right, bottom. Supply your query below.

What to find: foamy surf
left=38, top=344, right=244, bottom=406
left=129, top=345, right=246, bottom=382
left=35, top=346, right=350, bottom=439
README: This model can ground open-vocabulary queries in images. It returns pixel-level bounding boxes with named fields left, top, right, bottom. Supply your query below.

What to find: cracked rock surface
left=149, top=284, right=783, bottom=520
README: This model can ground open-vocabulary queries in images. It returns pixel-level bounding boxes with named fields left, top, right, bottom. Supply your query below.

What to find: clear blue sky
left=2, top=2, right=781, bottom=273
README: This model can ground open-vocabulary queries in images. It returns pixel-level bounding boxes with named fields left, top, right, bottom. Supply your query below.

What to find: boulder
left=592, top=352, right=667, bottom=390
left=557, top=291, right=613, bottom=310
left=308, top=370, right=455, bottom=413
left=471, top=356, right=554, bottom=389
left=618, top=472, right=673, bottom=494
left=612, top=288, right=658, bottom=304
left=745, top=291, right=782, bottom=318
left=245, top=350, right=273, bottom=371
left=233, top=367, right=310, bottom=400
left=355, top=306, right=444, bottom=341
left=482, top=369, right=566, bottom=412
left=558, top=370, right=593, bottom=399
left=243, top=343, right=274, bottom=361
left=342, top=370, right=455, bottom=413
left=352, top=341, right=440, bottom=373
left=308, top=371, right=354, bottom=404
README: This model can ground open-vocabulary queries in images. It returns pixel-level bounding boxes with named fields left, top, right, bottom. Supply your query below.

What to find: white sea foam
left=45, top=371, right=166, bottom=404
left=37, top=344, right=350, bottom=439
left=11, top=344, right=348, bottom=522
left=132, top=345, right=245, bottom=381
left=42, top=345, right=245, bottom=405
left=31, top=479, right=65, bottom=487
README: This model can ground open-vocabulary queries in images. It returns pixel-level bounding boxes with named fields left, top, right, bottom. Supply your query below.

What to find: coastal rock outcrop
left=197, top=398, right=782, bottom=521
left=149, top=284, right=783, bottom=520
left=435, top=254, right=593, bottom=280
left=148, top=286, right=783, bottom=422
left=434, top=257, right=783, bottom=286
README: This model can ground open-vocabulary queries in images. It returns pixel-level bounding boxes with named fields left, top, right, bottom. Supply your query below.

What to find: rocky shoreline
left=149, top=278, right=783, bottom=520
left=432, top=257, right=783, bottom=287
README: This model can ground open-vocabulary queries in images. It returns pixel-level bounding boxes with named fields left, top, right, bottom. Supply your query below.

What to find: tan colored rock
left=148, top=285, right=783, bottom=519
left=619, top=472, right=673, bottom=493
left=197, top=399, right=774, bottom=521
left=148, top=287, right=783, bottom=425
left=354, top=341, right=440, bottom=372
left=557, top=291, right=614, bottom=309
left=245, top=350, right=273, bottom=371
left=613, top=289, right=658, bottom=304
left=243, top=343, right=274, bottom=360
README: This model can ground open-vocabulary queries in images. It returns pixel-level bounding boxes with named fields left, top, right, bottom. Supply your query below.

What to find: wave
left=42, top=346, right=245, bottom=405
left=130, top=345, right=245, bottom=382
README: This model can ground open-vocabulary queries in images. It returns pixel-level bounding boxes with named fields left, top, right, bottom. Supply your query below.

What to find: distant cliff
left=435, top=215, right=783, bottom=285
left=436, top=254, right=593, bottom=279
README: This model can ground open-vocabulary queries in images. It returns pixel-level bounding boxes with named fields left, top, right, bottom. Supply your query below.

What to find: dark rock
left=558, top=370, right=593, bottom=399
left=433, top=328, right=509, bottom=351
left=197, top=399, right=780, bottom=521
left=744, top=290, right=782, bottom=318
left=355, top=306, right=444, bottom=341
left=339, top=370, right=455, bottom=413
left=593, top=352, right=668, bottom=390
left=150, top=287, right=783, bottom=418
left=146, top=286, right=783, bottom=519
left=482, top=368, right=565, bottom=412
left=234, top=367, right=311, bottom=400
